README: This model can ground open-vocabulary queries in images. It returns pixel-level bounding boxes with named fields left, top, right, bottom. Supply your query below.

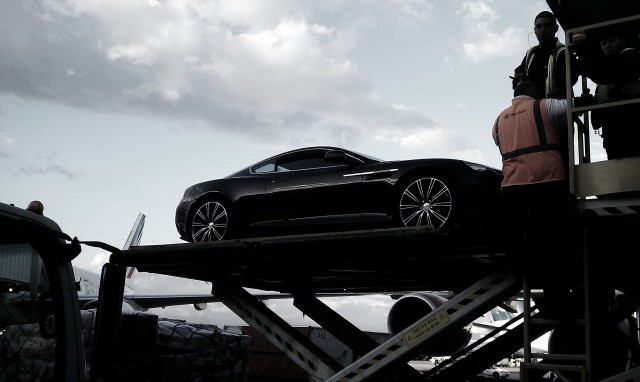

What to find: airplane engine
left=387, top=292, right=472, bottom=356
left=194, top=303, right=207, bottom=311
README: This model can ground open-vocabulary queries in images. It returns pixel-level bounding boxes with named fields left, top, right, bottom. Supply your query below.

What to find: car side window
left=253, top=152, right=339, bottom=173
left=277, top=157, right=328, bottom=171
left=253, top=161, right=276, bottom=173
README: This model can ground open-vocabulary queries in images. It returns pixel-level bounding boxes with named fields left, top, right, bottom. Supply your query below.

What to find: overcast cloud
left=0, top=0, right=545, bottom=152
left=1, top=1, right=444, bottom=147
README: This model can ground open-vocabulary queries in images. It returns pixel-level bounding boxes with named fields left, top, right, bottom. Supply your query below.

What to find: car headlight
left=464, top=161, right=501, bottom=174
left=464, top=161, right=489, bottom=171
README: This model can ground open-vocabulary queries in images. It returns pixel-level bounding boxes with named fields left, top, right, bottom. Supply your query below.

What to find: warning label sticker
left=402, top=310, right=450, bottom=348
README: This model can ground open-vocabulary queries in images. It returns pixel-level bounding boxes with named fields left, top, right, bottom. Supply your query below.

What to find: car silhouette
left=175, top=146, right=502, bottom=242
left=482, top=366, right=511, bottom=379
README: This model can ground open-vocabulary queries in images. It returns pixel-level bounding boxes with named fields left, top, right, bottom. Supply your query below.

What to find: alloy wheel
left=190, top=200, right=228, bottom=241
left=399, top=177, right=452, bottom=227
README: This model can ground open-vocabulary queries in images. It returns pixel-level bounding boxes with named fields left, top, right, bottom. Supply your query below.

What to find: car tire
left=188, top=197, right=231, bottom=242
left=396, top=174, right=458, bottom=228
left=493, top=371, right=499, bottom=379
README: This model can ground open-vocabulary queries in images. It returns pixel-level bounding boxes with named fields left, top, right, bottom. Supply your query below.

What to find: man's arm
left=492, top=116, right=501, bottom=147
left=512, top=56, right=527, bottom=90
left=545, top=98, right=568, bottom=128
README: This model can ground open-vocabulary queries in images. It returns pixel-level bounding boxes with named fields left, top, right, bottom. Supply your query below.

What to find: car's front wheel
left=189, top=198, right=231, bottom=242
left=398, top=175, right=455, bottom=228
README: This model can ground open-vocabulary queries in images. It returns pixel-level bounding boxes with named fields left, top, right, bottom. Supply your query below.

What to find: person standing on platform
left=580, top=27, right=640, bottom=159
left=492, top=80, right=572, bottom=315
left=512, top=11, right=578, bottom=99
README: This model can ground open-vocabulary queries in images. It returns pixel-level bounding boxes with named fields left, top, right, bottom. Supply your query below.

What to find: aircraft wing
left=124, top=292, right=300, bottom=310
left=77, top=294, right=219, bottom=309
left=472, top=321, right=505, bottom=331
left=79, top=291, right=370, bottom=311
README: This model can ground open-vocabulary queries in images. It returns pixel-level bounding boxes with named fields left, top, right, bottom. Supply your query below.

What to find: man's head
left=598, top=27, right=628, bottom=56
left=600, top=35, right=626, bottom=56
left=534, top=11, right=559, bottom=46
left=514, top=80, right=539, bottom=99
left=26, top=200, right=44, bottom=215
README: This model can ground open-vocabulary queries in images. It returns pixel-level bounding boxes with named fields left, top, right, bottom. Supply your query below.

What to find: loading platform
left=90, top=204, right=640, bottom=381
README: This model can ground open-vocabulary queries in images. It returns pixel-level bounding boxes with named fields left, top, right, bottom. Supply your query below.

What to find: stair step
left=531, top=353, right=587, bottom=361
left=529, top=317, right=585, bottom=325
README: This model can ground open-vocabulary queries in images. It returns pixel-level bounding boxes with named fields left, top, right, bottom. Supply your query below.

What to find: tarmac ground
left=408, top=360, right=524, bottom=381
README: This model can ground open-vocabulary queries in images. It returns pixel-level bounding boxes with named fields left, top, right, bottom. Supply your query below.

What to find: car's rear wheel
left=398, top=175, right=455, bottom=228
left=189, top=197, right=231, bottom=242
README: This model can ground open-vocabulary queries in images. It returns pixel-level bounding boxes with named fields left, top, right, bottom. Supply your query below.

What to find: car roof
left=227, top=146, right=382, bottom=177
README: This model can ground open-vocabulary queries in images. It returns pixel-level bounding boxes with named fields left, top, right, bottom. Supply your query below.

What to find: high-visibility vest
left=492, top=98, right=565, bottom=187
left=524, top=41, right=566, bottom=98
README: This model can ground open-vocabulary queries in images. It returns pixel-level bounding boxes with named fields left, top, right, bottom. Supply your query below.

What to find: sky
left=0, top=0, right=606, bottom=333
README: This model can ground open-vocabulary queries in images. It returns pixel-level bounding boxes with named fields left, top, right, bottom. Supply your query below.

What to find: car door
left=263, top=149, right=364, bottom=225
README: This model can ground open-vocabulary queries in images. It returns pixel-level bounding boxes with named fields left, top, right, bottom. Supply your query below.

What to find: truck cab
left=0, top=201, right=87, bottom=382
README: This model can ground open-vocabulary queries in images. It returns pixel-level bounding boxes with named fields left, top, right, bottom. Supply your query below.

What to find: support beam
left=326, top=267, right=521, bottom=382
left=210, top=281, right=342, bottom=380
left=293, top=292, right=423, bottom=380
left=91, top=262, right=126, bottom=382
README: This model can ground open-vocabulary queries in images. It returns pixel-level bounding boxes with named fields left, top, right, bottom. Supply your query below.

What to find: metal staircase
left=520, top=276, right=589, bottom=382
left=323, top=267, right=521, bottom=382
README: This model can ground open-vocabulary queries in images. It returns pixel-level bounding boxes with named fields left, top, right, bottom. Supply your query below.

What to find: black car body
left=175, top=146, right=503, bottom=242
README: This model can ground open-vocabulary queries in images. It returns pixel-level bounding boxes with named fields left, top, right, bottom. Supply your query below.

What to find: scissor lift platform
left=118, top=226, right=507, bottom=294
left=95, top=211, right=640, bottom=381
left=105, top=225, right=524, bottom=381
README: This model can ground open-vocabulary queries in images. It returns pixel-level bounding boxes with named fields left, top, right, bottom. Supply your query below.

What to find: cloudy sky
left=0, top=1, right=603, bottom=332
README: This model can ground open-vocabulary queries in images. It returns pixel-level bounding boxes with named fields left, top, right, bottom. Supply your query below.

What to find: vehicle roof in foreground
left=546, top=0, right=640, bottom=30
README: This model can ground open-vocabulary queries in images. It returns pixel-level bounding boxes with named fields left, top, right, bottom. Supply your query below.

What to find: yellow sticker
left=402, top=310, right=450, bottom=348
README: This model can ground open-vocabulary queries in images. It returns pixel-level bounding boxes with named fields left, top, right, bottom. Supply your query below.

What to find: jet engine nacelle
left=387, top=292, right=472, bottom=356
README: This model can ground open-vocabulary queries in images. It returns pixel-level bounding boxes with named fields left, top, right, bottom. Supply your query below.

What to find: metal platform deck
left=117, top=225, right=507, bottom=295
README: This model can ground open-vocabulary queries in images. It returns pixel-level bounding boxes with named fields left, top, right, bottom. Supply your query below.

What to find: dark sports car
left=175, top=146, right=503, bottom=242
